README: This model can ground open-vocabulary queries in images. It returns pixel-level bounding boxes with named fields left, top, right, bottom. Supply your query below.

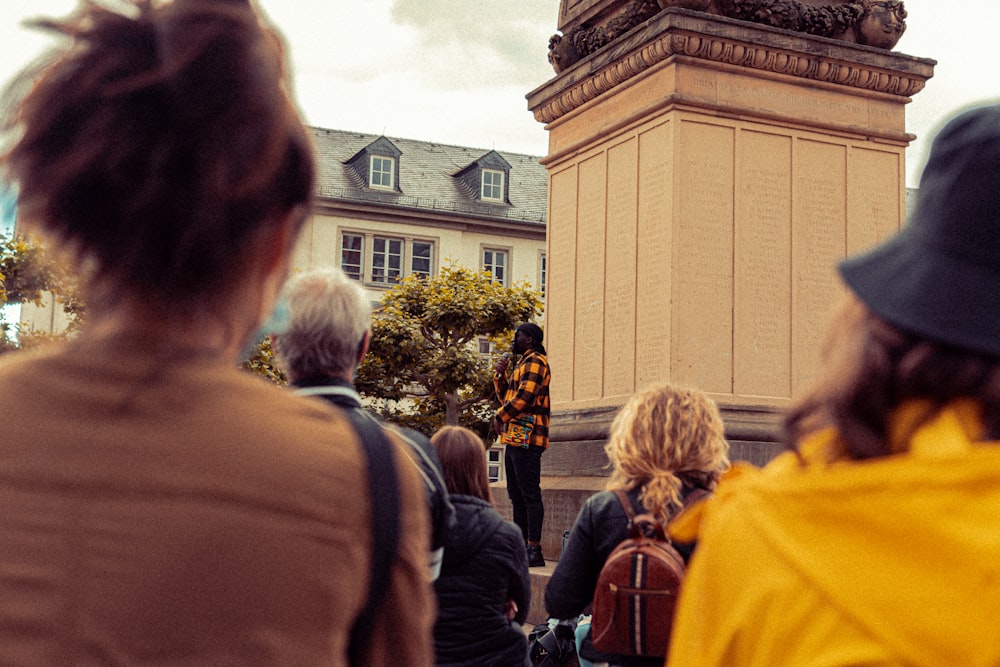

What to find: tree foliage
left=0, top=232, right=81, bottom=353
left=240, top=335, right=287, bottom=385
left=0, top=233, right=59, bottom=307
left=355, top=263, right=543, bottom=435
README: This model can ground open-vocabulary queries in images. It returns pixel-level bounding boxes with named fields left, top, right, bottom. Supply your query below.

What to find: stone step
left=526, top=558, right=557, bottom=626
left=523, top=562, right=582, bottom=667
left=492, top=475, right=606, bottom=561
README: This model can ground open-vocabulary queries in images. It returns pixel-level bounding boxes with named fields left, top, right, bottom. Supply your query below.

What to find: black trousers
left=504, top=444, right=544, bottom=543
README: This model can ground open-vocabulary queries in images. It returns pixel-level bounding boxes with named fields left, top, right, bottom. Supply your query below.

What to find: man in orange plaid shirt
left=494, top=323, right=551, bottom=567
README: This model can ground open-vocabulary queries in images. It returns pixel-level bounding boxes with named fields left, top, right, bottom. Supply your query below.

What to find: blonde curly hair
left=604, top=383, right=730, bottom=524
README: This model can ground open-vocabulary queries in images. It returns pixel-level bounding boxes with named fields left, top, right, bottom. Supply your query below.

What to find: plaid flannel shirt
left=494, top=348, right=551, bottom=449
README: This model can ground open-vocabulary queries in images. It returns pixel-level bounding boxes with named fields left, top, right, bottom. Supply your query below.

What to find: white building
left=292, top=128, right=548, bottom=299
left=19, top=128, right=549, bottom=332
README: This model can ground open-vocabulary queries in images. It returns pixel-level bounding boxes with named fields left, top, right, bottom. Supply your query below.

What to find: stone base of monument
left=494, top=403, right=786, bottom=626
left=493, top=473, right=605, bottom=626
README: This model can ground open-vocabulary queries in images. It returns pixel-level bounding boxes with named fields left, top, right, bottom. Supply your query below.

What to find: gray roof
left=309, top=127, right=548, bottom=227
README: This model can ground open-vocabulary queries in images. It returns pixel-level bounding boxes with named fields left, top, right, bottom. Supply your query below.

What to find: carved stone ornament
left=532, top=11, right=930, bottom=125
left=659, top=0, right=712, bottom=9
left=548, top=0, right=906, bottom=73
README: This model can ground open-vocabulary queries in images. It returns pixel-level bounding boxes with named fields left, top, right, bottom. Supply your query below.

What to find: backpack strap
left=614, top=486, right=709, bottom=523
left=612, top=488, right=639, bottom=525
left=343, top=409, right=400, bottom=665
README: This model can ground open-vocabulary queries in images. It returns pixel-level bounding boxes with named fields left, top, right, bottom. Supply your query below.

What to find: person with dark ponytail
left=0, top=1, right=434, bottom=664
left=494, top=322, right=551, bottom=567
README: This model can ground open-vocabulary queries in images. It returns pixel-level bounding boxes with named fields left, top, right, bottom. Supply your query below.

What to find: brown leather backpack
left=589, top=489, right=690, bottom=658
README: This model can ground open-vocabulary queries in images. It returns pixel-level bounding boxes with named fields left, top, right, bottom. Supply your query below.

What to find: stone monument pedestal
left=521, top=8, right=933, bottom=562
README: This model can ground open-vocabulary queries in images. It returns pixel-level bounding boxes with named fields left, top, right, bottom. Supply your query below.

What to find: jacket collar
left=291, top=375, right=362, bottom=408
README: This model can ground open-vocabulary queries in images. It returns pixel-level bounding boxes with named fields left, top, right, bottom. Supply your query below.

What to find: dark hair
left=430, top=426, right=492, bottom=503
left=516, top=322, right=546, bottom=355
left=784, top=295, right=1000, bottom=460
left=0, top=0, right=315, bottom=310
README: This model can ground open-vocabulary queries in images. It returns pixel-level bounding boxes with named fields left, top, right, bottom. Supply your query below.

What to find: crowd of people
left=2, top=0, right=999, bottom=666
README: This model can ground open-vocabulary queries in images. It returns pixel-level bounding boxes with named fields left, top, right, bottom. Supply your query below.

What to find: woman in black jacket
left=431, top=426, right=531, bottom=667
left=544, top=383, right=730, bottom=667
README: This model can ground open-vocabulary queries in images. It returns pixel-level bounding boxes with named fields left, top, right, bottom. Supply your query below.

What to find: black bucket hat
left=839, top=103, right=1000, bottom=357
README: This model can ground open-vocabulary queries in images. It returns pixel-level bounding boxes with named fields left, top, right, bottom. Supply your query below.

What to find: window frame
left=482, top=246, right=510, bottom=286
left=370, top=235, right=404, bottom=285
left=369, top=155, right=395, bottom=190
left=340, top=230, right=437, bottom=287
left=340, top=232, right=364, bottom=282
left=410, top=239, right=433, bottom=279
left=481, top=168, right=505, bottom=203
left=538, top=251, right=547, bottom=296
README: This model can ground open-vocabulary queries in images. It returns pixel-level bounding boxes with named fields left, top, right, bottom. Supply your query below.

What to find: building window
left=539, top=253, right=547, bottom=295
left=478, top=338, right=494, bottom=356
left=412, top=241, right=433, bottom=278
left=483, top=248, right=507, bottom=285
left=481, top=169, right=504, bottom=202
left=455, top=151, right=511, bottom=204
left=341, top=233, right=363, bottom=281
left=372, top=236, right=403, bottom=284
left=340, top=231, right=435, bottom=285
left=487, top=446, right=503, bottom=482
left=370, top=155, right=395, bottom=189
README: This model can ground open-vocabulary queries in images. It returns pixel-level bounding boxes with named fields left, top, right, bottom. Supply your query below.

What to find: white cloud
left=389, top=0, right=556, bottom=89
left=899, top=0, right=1000, bottom=184
left=259, top=0, right=557, bottom=153
left=1, top=1, right=997, bottom=169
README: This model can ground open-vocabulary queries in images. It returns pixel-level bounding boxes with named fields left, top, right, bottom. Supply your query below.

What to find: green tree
left=0, top=232, right=80, bottom=353
left=355, top=263, right=542, bottom=435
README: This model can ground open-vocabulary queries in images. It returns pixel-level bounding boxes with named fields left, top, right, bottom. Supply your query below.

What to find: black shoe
left=527, top=544, right=545, bottom=567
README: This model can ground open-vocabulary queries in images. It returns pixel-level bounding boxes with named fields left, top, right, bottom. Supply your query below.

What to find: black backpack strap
left=343, top=409, right=400, bottom=665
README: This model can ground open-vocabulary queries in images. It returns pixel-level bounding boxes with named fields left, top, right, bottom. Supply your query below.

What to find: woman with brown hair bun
left=430, top=426, right=531, bottom=667
left=0, top=1, right=433, bottom=664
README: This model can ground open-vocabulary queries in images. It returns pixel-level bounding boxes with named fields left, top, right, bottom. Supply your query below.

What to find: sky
left=0, top=1, right=997, bottom=187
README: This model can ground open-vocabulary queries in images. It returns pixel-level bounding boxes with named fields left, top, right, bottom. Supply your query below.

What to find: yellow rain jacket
left=666, top=401, right=1000, bottom=667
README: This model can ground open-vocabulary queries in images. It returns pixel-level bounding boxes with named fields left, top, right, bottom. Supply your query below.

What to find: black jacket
left=433, top=495, right=531, bottom=667
left=291, top=376, right=456, bottom=566
left=545, top=487, right=699, bottom=667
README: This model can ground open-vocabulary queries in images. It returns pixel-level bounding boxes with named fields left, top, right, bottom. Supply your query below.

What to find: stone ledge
left=529, top=9, right=934, bottom=126
left=544, top=402, right=784, bottom=476
left=493, top=476, right=606, bottom=560
left=526, top=560, right=559, bottom=626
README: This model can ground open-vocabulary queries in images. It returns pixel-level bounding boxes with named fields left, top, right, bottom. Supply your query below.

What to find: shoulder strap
left=613, top=489, right=637, bottom=523
left=343, top=409, right=400, bottom=665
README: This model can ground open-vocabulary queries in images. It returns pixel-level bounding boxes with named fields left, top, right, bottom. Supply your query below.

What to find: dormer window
left=370, top=155, right=395, bottom=189
left=345, top=136, right=402, bottom=193
left=454, top=150, right=511, bottom=205
left=481, top=169, right=504, bottom=202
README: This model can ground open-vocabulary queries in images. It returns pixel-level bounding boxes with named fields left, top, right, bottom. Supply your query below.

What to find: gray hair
left=273, top=267, right=371, bottom=380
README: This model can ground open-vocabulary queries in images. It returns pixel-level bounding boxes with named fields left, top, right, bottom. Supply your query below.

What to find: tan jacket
left=0, top=334, right=433, bottom=666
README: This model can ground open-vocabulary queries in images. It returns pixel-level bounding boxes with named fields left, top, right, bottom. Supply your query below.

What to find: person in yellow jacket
left=666, top=102, right=1000, bottom=667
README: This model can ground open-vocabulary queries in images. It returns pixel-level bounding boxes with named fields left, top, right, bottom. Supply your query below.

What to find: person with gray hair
left=274, top=267, right=455, bottom=579
left=275, top=267, right=372, bottom=380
